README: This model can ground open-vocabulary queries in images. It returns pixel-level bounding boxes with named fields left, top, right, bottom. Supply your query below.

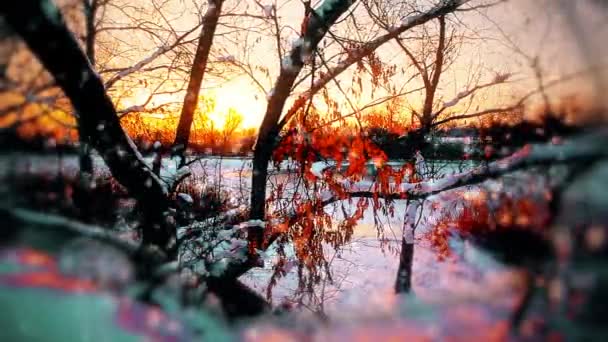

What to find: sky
left=488, top=0, right=608, bottom=104
left=4, top=0, right=608, bottom=134
left=197, top=0, right=608, bottom=128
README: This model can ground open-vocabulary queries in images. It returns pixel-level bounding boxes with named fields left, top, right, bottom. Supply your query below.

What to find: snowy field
left=0, top=152, right=542, bottom=321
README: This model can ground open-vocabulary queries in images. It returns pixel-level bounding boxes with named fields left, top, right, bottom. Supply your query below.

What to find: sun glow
left=209, top=86, right=265, bottom=130
left=121, top=78, right=264, bottom=132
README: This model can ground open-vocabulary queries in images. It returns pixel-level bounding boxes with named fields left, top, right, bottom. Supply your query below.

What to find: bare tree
left=249, top=0, right=477, bottom=214
left=362, top=2, right=514, bottom=134
left=221, top=107, right=242, bottom=152
left=244, top=2, right=485, bottom=280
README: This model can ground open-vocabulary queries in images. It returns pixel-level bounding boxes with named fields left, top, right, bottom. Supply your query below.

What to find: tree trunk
left=395, top=238, right=414, bottom=293
left=78, top=0, right=98, bottom=176
left=2, top=0, right=176, bottom=259
left=206, top=278, right=270, bottom=319
left=422, top=15, right=446, bottom=130
left=249, top=0, right=355, bottom=248
left=84, top=0, right=97, bottom=66
left=250, top=146, right=271, bottom=220
left=249, top=70, right=299, bottom=224
left=395, top=200, right=419, bottom=293
left=173, top=0, right=223, bottom=165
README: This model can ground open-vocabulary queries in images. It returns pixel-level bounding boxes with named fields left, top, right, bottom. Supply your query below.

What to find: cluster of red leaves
left=273, top=129, right=389, bottom=181
left=271, top=124, right=436, bottom=291
left=270, top=130, right=395, bottom=278
left=426, top=194, right=551, bottom=260
left=366, top=51, right=396, bottom=93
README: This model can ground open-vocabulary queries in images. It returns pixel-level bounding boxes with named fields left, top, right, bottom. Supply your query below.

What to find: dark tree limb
left=1, top=0, right=176, bottom=259
left=78, top=0, right=97, bottom=177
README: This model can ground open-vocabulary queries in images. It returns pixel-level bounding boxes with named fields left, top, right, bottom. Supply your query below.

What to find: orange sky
left=111, top=0, right=607, bottom=129
left=3, top=0, right=608, bottom=139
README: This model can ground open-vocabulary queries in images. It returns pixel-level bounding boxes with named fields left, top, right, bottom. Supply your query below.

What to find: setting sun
left=122, top=79, right=264, bottom=132
left=210, top=83, right=265, bottom=130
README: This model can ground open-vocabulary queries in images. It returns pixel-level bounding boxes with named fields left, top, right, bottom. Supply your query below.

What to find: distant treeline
left=367, top=114, right=582, bottom=161
left=1, top=114, right=582, bottom=161
left=0, top=129, right=257, bottom=157
left=0, top=130, right=78, bottom=154
left=477, top=115, right=581, bottom=150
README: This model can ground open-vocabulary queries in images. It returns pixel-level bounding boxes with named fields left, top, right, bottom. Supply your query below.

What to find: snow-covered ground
left=0, top=153, right=540, bottom=321
left=240, top=181, right=530, bottom=320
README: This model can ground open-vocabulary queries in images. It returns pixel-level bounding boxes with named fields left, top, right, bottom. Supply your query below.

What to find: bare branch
left=394, top=37, right=430, bottom=90
left=277, top=0, right=472, bottom=130
left=431, top=66, right=607, bottom=127
left=310, top=86, right=426, bottom=131
left=433, top=73, right=512, bottom=118
left=103, top=22, right=202, bottom=88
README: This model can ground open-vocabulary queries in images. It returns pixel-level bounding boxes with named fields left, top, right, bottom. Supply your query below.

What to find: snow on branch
left=255, top=0, right=356, bottom=167
left=434, top=73, right=511, bottom=117
left=117, top=102, right=178, bottom=118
